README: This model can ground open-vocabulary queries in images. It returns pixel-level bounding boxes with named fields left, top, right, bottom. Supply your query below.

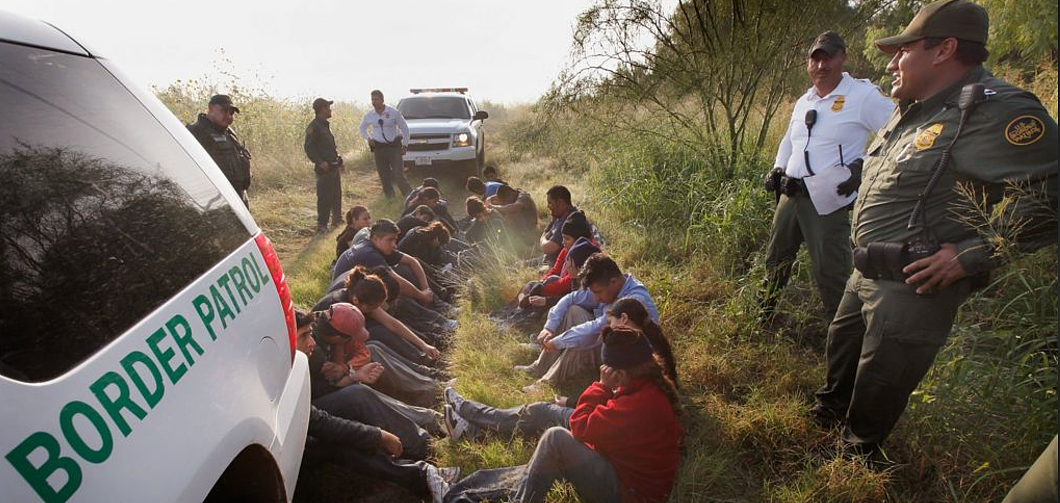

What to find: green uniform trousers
left=814, top=270, right=973, bottom=449
left=1004, top=436, right=1059, bottom=503
left=763, top=192, right=852, bottom=320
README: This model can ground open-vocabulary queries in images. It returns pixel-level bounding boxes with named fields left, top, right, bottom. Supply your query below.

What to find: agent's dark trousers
left=374, top=144, right=411, bottom=198
left=815, top=270, right=972, bottom=450
left=316, top=170, right=342, bottom=227
left=762, top=192, right=851, bottom=321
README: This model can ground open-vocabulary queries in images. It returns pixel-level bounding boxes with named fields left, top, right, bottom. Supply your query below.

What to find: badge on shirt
left=384, top=112, right=391, bottom=119
left=914, top=123, right=943, bottom=150
left=831, top=96, right=845, bottom=112
left=1005, top=115, right=1045, bottom=146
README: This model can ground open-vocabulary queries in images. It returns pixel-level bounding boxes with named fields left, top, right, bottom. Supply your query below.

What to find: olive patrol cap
left=875, top=0, right=989, bottom=53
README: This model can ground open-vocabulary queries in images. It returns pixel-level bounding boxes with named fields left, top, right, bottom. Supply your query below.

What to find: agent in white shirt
left=759, top=31, right=895, bottom=323
left=359, top=90, right=412, bottom=198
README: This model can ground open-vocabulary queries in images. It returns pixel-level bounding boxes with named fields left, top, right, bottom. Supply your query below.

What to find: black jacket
left=304, top=117, right=341, bottom=166
left=186, top=114, right=251, bottom=190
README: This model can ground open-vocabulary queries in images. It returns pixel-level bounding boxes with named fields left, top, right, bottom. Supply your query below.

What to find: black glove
left=763, top=167, right=785, bottom=192
left=836, top=158, right=864, bottom=197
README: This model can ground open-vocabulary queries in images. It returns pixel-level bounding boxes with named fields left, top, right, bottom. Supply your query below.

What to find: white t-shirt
left=774, top=73, right=895, bottom=181
left=359, top=105, right=411, bottom=146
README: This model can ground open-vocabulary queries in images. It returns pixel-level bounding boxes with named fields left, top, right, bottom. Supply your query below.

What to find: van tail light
left=255, top=233, right=296, bottom=363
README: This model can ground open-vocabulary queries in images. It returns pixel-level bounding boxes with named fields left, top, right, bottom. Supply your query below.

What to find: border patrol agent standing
left=187, top=94, right=252, bottom=207
left=760, top=32, right=895, bottom=323
left=811, top=0, right=1057, bottom=457
left=359, top=89, right=412, bottom=199
left=305, top=97, right=344, bottom=233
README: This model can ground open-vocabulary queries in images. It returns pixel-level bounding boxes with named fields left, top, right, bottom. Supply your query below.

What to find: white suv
left=398, top=88, right=488, bottom=175
left=0, top=10, right=310, bottom=503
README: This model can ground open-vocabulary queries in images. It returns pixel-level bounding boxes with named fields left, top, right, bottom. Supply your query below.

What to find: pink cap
left=325, top=303, right=369, bottom=341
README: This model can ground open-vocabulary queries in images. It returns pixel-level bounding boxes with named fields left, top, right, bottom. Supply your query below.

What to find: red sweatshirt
left=569, top=380, right=682, bottom=503
left=539, top=239, right=598, bottom=297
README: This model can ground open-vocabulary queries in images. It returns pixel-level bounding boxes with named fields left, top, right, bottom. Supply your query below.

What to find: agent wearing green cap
left=811, top=0, right=1057, bottom=457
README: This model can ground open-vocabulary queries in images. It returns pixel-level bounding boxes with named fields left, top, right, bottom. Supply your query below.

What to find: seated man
left=293, top=310, right=458, bottom=503
left=402, top=177, right=440, bottom=214
left=465, top=175, right=506, bottom=200
left=464, top=196, right=507, bottom=245
left=538, top=185, right=577, bottom=264
left=333, top=220, right=434, bottom=307
left=483, top=164, right=506, bottom=185
left=402, top=186, right=459, bottom=232
left=521, top=253, right=658, bottom=390
left=486, top=184, right=539, bottom=246
left=397, top=204, right=435, bottom=241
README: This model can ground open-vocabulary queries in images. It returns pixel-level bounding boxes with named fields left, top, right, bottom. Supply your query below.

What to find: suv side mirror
left=473, top=110, right=489, bottom=121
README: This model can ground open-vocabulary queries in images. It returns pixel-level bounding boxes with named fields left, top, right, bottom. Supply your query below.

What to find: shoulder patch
left=914, top=123, right=944, bottom=150
left=831, top=96, right=845, bottom=112
left=1005, top=115, right=1045, bottom=146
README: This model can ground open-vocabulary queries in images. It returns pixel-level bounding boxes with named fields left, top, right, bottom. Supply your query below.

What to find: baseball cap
left=875, top=0, right=989, bottom=53
left=808, top=31, right=846, bottom=57
left=313, top=97, right=335, bottom=112
left=209, top=94, right=239, bottom=113
left=323, top=303, right=369, bottom=341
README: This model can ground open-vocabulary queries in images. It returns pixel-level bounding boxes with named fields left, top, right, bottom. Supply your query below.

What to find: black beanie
left=601, top=328, right=654, bottom=370
left=567, top=237, right=601, bottom=268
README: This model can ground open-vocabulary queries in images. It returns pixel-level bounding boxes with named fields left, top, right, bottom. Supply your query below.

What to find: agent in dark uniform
left=811, top=0, right=1057, bottom=457
left=305, top=97, right=344, bottom=233
left=187, top=94, right=252, bottom=207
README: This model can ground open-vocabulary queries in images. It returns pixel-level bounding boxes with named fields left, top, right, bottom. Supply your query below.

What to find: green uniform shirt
left=853, top=66, right=1058, bottom=275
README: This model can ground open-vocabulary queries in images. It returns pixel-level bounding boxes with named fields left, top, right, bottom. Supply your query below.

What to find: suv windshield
left=0, top=41, right=248, bottom=382
left=397, top=97, right=470, bottom=120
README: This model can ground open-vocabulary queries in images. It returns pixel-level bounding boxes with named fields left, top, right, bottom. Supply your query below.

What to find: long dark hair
left=602, top=327, right=681, bottom=417
left=608, top=297, right=678, bottom=388
left=342, top=266, right=387, bottom=307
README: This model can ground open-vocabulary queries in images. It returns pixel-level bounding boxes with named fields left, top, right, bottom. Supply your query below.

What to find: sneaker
left=443, top=405, right=470, bottom=442
left=443, top=319, right=459, bottom=333
left=443, top=386, right=466, bottom=412
left=554, top=395, right=569, bottom=407
left=425, top=464, right=455, bottom=503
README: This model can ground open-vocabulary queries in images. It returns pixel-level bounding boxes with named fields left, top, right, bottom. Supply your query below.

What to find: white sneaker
left=443, top=386, right=465, bottom=412
left=443, top=405, right=470, bottom=442
left=425, top=464, right=456, bottom=503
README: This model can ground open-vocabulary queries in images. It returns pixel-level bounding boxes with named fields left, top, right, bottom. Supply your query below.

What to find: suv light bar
left=410, top=87, right=468, bottom=94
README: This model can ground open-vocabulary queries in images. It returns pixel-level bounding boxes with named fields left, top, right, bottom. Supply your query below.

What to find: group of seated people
left=298, top=166, right=682, bottom=503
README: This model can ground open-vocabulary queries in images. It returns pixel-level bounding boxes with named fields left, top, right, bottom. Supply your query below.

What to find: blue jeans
left=312, top=384, right=433, bottom=461
left=445, top=427, right=621, bottom=503
left=455, top=399, right=572, bottom=440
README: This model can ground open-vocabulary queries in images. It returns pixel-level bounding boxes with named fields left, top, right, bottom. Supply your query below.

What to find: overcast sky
left=3, top=0, right=644, bottom=105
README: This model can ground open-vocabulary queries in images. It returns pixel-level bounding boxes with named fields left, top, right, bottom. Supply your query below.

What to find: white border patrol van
left=0, top=10, right=310, bottom=503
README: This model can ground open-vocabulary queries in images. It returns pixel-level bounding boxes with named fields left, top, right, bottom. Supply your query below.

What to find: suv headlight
left=453, top=131, right=472, bottom=147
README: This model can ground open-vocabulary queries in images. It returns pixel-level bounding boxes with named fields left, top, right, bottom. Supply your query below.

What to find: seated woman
left=314, top=266, right=448, bottom=364
left=335, top=205, right=372, bottom=259
left=312, top=302, right=446, bottom=408
left=444, top=296, right=679, bottom=440
left=444, top=327, right=682, bottom=503
left=464, top=196, right=507, bottom=246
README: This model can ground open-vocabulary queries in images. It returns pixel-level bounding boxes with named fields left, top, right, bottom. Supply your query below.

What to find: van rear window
left=0, top=41, right=249, bottom=382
